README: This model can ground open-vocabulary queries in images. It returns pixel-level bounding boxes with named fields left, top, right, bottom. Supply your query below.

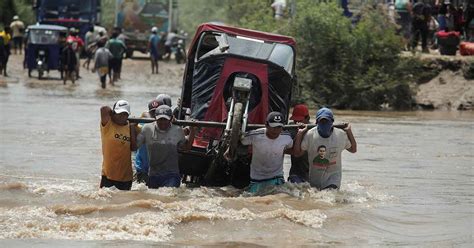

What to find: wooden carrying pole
left=128, top=118, right=348, bottom=130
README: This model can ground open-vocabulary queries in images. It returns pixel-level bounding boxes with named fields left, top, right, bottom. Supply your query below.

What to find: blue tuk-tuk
left=25, top=24, right=68, bottom=79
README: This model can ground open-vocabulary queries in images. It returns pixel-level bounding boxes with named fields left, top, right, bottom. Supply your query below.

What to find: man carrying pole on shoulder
left=293, top=107, right=357, bottom=190
left=100, top=100, right=138, bottom=190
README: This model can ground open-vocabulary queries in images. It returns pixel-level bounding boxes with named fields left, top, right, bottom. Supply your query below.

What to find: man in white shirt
left=235, top=111, right=293, bottom=194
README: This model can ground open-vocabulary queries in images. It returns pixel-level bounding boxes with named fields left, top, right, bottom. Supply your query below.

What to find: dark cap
left=266, top=111, right=284, bottom=127
left=155, top=105, right=173, bottom=120
left=156, top=94, right=172, bottom=107
left=148, top=99, right=160, bottom=111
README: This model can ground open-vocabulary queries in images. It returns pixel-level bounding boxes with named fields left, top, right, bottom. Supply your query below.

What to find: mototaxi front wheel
left=229, top=102, right=243, bottom=158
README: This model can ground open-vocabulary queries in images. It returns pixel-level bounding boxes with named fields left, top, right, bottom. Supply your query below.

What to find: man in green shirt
left=106, top=32, right=126, bottom=84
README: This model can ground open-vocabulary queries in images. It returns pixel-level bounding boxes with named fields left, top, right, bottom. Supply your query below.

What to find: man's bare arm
left=100, top=106, right=112, bottom=126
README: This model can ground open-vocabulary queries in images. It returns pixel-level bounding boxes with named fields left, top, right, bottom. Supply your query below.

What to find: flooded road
left=1, top=54, right=473, bottom=247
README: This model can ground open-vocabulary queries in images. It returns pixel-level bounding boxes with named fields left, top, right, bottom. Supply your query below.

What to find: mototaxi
left=25, top=24, right=68, bottom=79
left=176, top=23, right=297, bottom=188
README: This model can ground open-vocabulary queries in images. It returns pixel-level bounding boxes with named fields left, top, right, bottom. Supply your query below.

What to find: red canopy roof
left=191, top=23, right=296, bottom=47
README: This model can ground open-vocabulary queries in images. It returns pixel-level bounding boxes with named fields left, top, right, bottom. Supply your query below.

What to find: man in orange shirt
left=100, top=100, right=138, bottom=190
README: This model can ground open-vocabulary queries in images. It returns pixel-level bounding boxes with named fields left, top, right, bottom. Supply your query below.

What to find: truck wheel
left=229, top=102, right=243, bottom=158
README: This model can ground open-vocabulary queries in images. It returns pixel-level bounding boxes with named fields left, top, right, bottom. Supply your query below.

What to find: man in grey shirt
left=93, top=41, right=112, bottom=87
left=136, top=105, right=196, bottom=188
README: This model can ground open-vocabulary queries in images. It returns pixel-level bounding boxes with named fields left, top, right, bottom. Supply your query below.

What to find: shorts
left=13, top=37, right=23, bottom=49
left=84, top=49, right=93, bottom=59
left=147, top=173, right=181, bottom=188
left=150, top=53, right=159, bottom=62
left=100, top=175, right=132, bottom=190
left=117, top=58, right=123, bottom=72
left=288, top=174, right=306, bottom=184
left=248, top=176, right=284, bottom=193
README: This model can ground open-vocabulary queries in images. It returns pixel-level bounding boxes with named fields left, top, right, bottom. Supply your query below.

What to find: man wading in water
left=99, top=100, right=138, bottom=190
left=136, top=105, right=196, bottom=188
left=225, top=112, right=293, bottom=194
left=293, top=107, right=357, bottom=190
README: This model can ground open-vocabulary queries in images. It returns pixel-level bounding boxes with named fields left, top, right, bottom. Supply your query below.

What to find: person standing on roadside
left=0, top=27, right=12, bottom=76
left=465, top=0, right=474, bottom=41
left=148, top=27, right=160, bottom=74
left=410, top=0, right=432, bottom=53
left=106, top=32, right=126, bottom=83
left=287, top=104, right=311, bottom=184
left=136, top=105, right=196, bottom=188
left=395, top=0, right=413, bottom=50
left=100, top=100, right=138, bottom=190
left=9, top=15, right=24, bottom=55
left=293, top=107, right=357, bottom=190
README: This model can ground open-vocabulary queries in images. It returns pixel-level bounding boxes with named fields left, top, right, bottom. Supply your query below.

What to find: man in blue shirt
left=148, top=27, right=160, bottom=74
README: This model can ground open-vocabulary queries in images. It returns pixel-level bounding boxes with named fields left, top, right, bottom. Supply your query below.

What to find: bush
left=287, top=2, right=414, bottom=110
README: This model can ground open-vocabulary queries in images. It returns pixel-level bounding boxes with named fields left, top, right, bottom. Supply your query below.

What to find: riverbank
left=403, top=52, right=474, bottom=110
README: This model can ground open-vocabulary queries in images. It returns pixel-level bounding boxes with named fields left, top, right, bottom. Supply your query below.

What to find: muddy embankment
left=412, top=54, right=474, bottom=110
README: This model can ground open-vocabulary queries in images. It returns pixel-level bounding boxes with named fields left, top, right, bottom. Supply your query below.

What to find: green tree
left=1, top=0, right=35, bottom=29
left=287, top=1, right=413, bottom=109
left=177, top=0, right=230, bottom=38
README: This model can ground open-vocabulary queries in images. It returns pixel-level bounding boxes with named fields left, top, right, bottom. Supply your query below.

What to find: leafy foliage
left=177, top=0, right=230, bottom=38
left=285, top=1, right=414, bottom=110
left=0, top=0, right=35, bottom=29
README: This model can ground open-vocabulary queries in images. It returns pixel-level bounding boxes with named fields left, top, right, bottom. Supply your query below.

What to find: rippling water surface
left=0, top=55, right=473, bottom=247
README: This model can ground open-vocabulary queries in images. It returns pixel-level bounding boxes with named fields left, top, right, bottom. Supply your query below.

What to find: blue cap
left=316, top=107, right=334, bottom=123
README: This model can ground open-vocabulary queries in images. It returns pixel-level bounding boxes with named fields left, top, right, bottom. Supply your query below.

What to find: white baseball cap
left=113, top=100, right=130, bottom=115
